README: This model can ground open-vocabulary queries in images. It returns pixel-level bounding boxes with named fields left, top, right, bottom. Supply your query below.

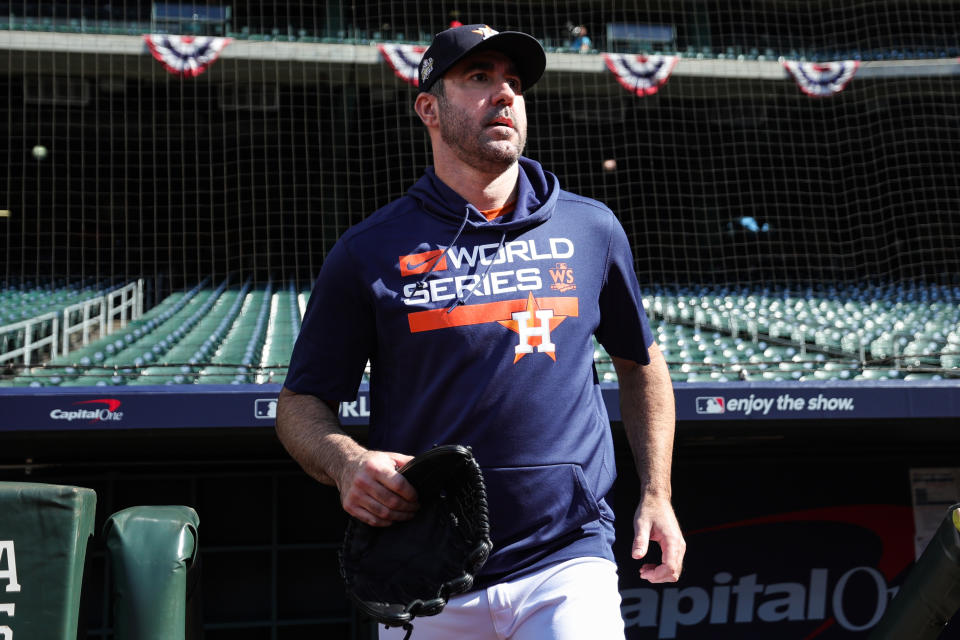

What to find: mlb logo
left=696, top=397, right=725, bottom=414
left=255, top=398, right=278, bottom=419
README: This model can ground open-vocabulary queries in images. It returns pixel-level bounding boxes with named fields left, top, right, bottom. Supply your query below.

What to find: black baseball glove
left=339, top=444, right=493, bottom=639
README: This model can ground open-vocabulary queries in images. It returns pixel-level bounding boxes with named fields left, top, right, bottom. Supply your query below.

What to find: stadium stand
left=3, top=279, right=956, bottom=387
left=0, top=279, right=142, bottom=368
left=3, top=1, right=960, bottom=61
left=642, top=282, right=960, bottom=382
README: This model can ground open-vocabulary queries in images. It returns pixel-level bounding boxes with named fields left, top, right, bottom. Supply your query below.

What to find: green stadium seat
left=808, top=369, right=843, bottom=380
left=940, top=353, right=960, bottom=370
left=760, top=371, right=789, bottom=381
left=59, top=369, right=118, bottom=386
left=903, top=373, right=944, bottom=380
left=856, top=368, right=903, bottom=380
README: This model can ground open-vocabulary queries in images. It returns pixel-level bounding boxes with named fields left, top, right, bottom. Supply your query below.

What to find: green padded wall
left=870, top=504, right=960, bottom=639
left=104, top=505, right=201, bottom=640
left=0, top=482, right=96, bottom=639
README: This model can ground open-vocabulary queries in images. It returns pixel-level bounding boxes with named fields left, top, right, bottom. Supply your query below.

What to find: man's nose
left=492, top=80, right=516, bottom=105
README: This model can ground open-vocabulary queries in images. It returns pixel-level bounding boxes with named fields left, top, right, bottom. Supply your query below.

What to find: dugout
left=1, top=383, right=959, bottom=639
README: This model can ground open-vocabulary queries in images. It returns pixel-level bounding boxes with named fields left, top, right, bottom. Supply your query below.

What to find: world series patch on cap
left=417, top=24, right=546, bottom=94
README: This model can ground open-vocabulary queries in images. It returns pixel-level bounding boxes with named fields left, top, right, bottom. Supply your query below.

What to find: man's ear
left=414, top=92, right=439, bottom=127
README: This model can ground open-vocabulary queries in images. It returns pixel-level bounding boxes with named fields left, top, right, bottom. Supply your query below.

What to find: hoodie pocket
left=482, top=463, right=602, bottom=557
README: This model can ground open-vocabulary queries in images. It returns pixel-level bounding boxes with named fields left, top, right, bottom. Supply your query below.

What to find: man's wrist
left=321, top=433, right=366, bottom=491
left=639, top=485, right=672, bottom=501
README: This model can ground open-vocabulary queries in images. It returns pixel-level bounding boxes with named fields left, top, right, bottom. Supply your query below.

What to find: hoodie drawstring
left=407, top=206, right=471, bottom=296
left=447, top=230, right=507, bottom=312
left=404, top=207, right=510, bottom=313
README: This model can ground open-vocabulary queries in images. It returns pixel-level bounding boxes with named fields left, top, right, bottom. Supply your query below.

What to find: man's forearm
left=613, top=344, right=686, bottom=581
left=612, top=345, right=676, bottom=496
left=275, top=387, right=366, bottom=488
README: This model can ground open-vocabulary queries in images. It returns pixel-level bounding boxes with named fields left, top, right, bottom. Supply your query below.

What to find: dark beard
left=437, top=93, right=526, bottom=173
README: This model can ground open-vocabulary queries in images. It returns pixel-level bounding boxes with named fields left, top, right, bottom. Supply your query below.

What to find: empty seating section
left=255, top=281, right=302, bottom=384
left=1, top=280, right=97, bottom=362
left=1, top=280, right=957, bottom=386
left=634, top=283, right=960, bottom=382
left=130, top=280, right=251, bottom=386
left=1, top=279, right=143, bottom=366
left=2, top=5, right=959, bottom=61
left=195, top=281, right=272, bottom=385
left=0, top=279, right=104, bottom=326
left=52, top=281, right=215, bottom=387
left=1, top=280, right=204, bottom=386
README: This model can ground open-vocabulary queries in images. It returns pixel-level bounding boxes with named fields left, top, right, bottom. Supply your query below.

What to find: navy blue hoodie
left=285, top=156, right=654, bottom=586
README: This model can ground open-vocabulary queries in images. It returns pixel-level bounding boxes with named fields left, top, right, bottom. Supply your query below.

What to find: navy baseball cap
left=417, top=24, right=546, bottom=94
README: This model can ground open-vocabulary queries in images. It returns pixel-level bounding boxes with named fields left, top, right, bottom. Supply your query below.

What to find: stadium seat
left=59, top=368, right=120, bottom=387
left=903, top=372, right=944, bottom=380
left=856, top=368, right=903, bottom=381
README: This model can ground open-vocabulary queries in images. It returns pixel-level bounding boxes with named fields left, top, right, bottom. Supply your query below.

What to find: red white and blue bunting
left=782, top=60, right=860, bottom=97
left=144, top=35, right=231, bottom=77
left=603, top=53, right=679, bottom=97
left=378, top=44, right=427, bottom=87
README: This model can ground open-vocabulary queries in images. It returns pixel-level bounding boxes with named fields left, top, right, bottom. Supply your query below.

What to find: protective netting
left=1, top=1, right=959, bottom=381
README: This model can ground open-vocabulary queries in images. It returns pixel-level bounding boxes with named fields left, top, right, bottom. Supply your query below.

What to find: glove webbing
left=387, top=545, right=483, bottom=639
left=387, top=600, right=429, bottom=640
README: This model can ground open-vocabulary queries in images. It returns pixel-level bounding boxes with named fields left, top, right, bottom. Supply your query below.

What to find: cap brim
left=472, top=31, right=546, bottom=92
left=426, top=31, right=544, bottom=94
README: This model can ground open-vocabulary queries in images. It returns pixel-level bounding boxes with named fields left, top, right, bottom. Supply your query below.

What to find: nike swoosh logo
left=399, top=250, right=448, bottom=276
left=405, top=256, right=439, bottom=270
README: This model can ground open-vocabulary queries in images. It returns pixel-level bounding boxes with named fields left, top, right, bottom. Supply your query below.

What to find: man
left=277, top=24, right=684, bottom=639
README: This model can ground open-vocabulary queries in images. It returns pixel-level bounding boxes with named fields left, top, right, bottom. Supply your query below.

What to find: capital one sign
left=620, top=506, right=913, bottom=639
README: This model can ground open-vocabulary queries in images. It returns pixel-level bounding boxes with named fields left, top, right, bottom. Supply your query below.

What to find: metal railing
left=0, top=311, right=59, bottom=366
left=60, top=280, right=144, bottom=357
left=0, top=280, right=144, bottom=366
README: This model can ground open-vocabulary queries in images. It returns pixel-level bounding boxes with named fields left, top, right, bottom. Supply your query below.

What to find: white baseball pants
left=378, top=557, right=625, bottom=640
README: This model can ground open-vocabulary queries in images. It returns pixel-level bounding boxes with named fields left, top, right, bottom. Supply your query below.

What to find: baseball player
left=276, top=24, right=685, bottom=639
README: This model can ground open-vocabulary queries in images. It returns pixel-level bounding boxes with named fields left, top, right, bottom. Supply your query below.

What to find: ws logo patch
left=549, top=262, right=576, bottom=293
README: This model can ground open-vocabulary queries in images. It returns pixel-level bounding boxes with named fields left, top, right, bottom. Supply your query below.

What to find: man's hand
left=632, top=493, right=685, bottom=583
left=337, top=450, right=420, bottom=527
left=275, top=389, right=420, bottom=527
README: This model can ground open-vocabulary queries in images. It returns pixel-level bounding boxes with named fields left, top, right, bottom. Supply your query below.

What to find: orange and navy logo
left=408, top=292, right=578, bottom=363
left=548, top=262, right=576, bottom=293
left=498, top=292, right=571, bottom=363
left=399, top=249, right=448, bottom=277
left=472, top=26, right=498, bottom=39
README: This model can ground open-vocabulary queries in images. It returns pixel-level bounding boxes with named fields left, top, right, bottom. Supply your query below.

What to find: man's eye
left=508, top=78, right=521, bottom=91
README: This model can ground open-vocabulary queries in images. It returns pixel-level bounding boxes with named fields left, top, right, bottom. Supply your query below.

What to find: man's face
left=435, top=50, right=528, bottom=173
